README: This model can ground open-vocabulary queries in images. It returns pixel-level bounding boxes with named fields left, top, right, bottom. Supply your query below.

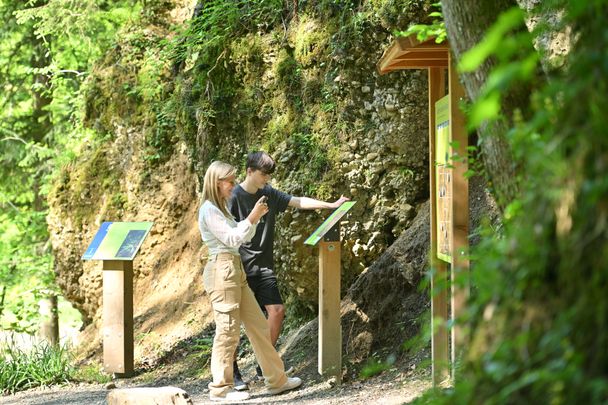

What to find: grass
left=0, top=339, right=75, bottom=394
left=72, top=362, right=112, bottom=384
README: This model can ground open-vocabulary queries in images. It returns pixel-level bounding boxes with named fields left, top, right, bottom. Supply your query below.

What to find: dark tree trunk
left=39, top=295, right=59, bottom=346
left=28, top=5, right=52, bottom=213
left=29, top=35, right=52, bottom=145
left=440, top=0, right=532, bottom=209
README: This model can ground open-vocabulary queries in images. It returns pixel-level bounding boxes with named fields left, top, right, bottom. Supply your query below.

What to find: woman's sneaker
left=210, top=389, right=250, bottom=402
left=267, top=376, right=302, bottom=395
left=255, top=363, right=294, bottom=382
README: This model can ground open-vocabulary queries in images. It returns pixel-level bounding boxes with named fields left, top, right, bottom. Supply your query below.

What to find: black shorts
left=246, top=268, right=283, bottom=307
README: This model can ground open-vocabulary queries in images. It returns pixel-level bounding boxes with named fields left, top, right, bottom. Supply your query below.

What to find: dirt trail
left=0, top=368, right=431, bottom=405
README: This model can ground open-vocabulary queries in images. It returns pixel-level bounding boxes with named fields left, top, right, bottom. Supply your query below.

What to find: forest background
left=1, top=0, right=607, bottom=403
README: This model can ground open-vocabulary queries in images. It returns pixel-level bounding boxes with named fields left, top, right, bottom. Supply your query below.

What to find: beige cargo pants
left=203, top=252, right=287, bottom=396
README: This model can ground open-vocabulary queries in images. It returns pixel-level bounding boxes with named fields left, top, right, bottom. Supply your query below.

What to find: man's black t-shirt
left=229, top=184, right=292, bottom=277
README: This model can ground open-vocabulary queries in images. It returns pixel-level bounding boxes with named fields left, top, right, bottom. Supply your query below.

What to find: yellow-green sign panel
left=435, top=95, right=452, bottom=263
left=304, top=202, right=356, bottom=246
left=82, top=222, right=154, bottom=261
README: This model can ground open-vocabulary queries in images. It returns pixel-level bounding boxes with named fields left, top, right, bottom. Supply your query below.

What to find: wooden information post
left=304, top=201, right=356, bottom=380
left=377, top=36, right=470, bottom=385
left=82, top=221, right=153, bottom=377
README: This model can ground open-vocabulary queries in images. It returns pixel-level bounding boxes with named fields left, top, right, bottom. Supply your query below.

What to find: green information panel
left=435, top=95, right=452, bottom=264
left=304, top=202, right=356, bottom=246
left=82, top=222, right=154, bottom=261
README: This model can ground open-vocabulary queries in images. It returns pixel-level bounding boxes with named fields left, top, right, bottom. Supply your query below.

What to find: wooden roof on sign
left=377, top=36, right=449, bottom=75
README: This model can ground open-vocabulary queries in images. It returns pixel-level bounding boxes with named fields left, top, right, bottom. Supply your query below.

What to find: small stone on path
left=107, top=386, right=193, bottom=405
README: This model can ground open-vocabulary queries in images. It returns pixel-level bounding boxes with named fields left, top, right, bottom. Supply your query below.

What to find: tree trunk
left=39, top=295, right=59, bottom=346
left=0, top=285, right=6, bottom=321
left=440, top=0, right=530, bottom=209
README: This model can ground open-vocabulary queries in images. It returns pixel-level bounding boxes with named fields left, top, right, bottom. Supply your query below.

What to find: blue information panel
left=82, top=222, right=154, bottom=261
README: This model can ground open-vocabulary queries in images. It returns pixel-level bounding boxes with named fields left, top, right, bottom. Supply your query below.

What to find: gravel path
left=0, top=370, right=431, bottom=404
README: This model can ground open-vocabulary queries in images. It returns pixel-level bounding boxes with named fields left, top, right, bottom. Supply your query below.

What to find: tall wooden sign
left=82, top=221, right=153, bottom=377
left=377, top=36, right=470, bottom=385
left=304, top=201, right=356, bottom=380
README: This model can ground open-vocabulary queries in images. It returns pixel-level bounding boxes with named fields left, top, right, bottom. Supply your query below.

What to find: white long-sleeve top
left=198, top=200, right=257, bottom=256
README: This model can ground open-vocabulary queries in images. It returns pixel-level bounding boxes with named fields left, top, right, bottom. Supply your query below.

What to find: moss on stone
left=292, top=16, right=331, bottom=68
left=51, top=0, right=433, bottom=322
left=49, top=145, right=124, bottom=228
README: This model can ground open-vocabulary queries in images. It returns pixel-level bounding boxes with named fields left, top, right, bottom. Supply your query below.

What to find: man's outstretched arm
left=288, top=195, right=349, bottom=210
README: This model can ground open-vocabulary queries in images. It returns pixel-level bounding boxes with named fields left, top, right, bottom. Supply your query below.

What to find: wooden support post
left=448, top=54, right=470, bottom=376
left=102, top=260, right=134, bottom=377
left=377, top=35, right=470, bottom=384
left=38, top=295, right=59, bottom=347
left=318, top=224, right=342, bottom=380
left=428, top=66, right=450, bottom=385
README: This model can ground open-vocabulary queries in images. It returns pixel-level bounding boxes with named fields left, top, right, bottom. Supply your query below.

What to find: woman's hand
left=247, top=196, right=269, bottom=224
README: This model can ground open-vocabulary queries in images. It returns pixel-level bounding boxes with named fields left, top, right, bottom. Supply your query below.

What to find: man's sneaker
left=233, top=361, right=248, bottom=391
left=254, top=364, right=264, bottom=382
left=267, top=376, right=302, bottom=395
left=209, top=389, right=250, bottom=401
left=234, top=371, right=248, bottom=391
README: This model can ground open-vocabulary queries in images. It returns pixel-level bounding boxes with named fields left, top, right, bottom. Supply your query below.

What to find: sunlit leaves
left=459, top=8, right=526, bottom=72
left=459, top=6, right=539, bottom=130
left=395, top=2, right=446, bottom=43
left=0, top=1, right=138, bottom=332
left=414, top=1, right=608, bottom=403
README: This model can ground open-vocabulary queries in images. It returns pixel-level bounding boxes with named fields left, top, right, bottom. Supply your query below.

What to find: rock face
left=341, top=199, right=430, bottom=364
left=46, top=1, right=448, bottom=364
left=281, top=200, right=430, bottom=372
left=281, top=176, right=498, bottom=372
left=47, top=130, right=214, bottom=359
left=249, top=33, right=431, bottom=309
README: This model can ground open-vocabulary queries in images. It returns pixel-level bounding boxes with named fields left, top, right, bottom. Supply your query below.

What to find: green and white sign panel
left=435, top=94, right=452, bottom=264
left=304, top=202, right=356, bottom=246
left=82, top=222, right=154, bottom=261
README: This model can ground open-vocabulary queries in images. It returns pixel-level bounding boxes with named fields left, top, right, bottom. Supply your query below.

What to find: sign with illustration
left=304, top=202, right=356, bottom=246
left=435, top=95, right=452, bottom=263
left=82, top=222, right=154, bottom=261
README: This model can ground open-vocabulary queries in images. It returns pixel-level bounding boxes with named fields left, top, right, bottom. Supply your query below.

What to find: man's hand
left=330, top=195, right=350, bottom=209
left=289, top=195, right=350, bottom=210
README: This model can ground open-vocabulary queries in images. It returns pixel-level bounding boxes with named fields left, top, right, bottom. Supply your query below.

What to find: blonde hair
left=202, top=161, right=236, bottom=217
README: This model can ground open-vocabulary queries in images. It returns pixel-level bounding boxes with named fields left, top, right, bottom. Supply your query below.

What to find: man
left=229, top=151, right=348, bottom=389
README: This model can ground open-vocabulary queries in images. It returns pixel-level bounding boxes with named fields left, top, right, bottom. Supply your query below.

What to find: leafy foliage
left=458, top=7, right=539, bottom=130
left=170, top=0, right=284, bottom=70
left=415, top=0, right=608, bottom=403
left=396, top=2, right=446, bottom=43
left=360, top=353, right=397, bottom=379
left=0, top=0, right=138, bottom=330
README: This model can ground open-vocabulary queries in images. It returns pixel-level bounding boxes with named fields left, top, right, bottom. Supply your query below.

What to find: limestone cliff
left=47, top=0, right=474, bottom=366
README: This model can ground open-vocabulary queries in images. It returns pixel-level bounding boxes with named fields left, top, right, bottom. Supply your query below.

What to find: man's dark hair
left=246, top=151, right=276, bottom=174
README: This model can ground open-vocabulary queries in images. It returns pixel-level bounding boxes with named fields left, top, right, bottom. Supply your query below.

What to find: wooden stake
left=318, top=230, right=342, bottom=380
left=448, top=53, right=470, bottom=377
left=102, top=260, right=134, bottom=377
left=428, top=66, right=450, bottom=385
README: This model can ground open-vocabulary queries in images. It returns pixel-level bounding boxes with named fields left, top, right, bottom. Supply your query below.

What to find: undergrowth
left=0, top=339, right=75, bottom=394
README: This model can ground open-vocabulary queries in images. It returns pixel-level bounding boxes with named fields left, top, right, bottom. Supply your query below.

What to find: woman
left=199, top=161, right=302, bottom=402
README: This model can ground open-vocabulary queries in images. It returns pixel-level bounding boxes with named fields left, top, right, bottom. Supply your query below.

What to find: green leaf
left=459, top=7, right=526, bottom=72
left=468, top=91, right=501, bottom=129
